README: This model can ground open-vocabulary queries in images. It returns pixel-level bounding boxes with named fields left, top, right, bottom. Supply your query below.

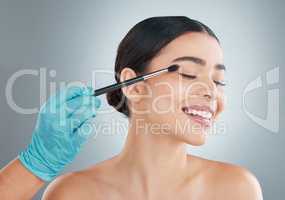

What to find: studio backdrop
left=0, top=0, right=284, bottom=199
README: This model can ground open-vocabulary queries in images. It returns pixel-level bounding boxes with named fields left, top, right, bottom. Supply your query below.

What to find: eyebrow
left=172, top=56, right=226, bottom=71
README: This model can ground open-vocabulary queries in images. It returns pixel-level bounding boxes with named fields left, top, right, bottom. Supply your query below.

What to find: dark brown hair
left=106, top=16, right=219, bottom=118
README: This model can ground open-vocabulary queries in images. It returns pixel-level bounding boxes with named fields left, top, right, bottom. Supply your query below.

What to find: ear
left=120, top=68, right=147, bottom=103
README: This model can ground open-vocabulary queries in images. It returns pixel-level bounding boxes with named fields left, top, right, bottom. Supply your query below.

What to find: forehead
left=149, top=32, right=224, bottom=70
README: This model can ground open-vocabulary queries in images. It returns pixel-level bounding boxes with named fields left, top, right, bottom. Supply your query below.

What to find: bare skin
left=0, top=158, right=45, bottom=200
left=42, top=32, right=263, bottom=199
left=42, top=155, right=262, bottom=200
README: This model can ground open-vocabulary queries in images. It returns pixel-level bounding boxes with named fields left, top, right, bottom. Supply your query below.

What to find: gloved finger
left=65, top=85, right=94, bottom=100
left=55, top=85, right=94, bottom=107
left=72, top=118, right=95, bottom=146
left=42, top=85, right=93, bottom=112
left=54, top=97, right=99, bottom=129
left=68, top=105, right=98, bottom=134
left=64, top=96, right=101, bottom=117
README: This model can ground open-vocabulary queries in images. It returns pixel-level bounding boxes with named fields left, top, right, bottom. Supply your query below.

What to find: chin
left=165, top=129, right=205, bottom=146
left=168, top=132, right=206, bottom=146
left=167, top=120, right=209, bottom=146
left=182, top=130, right=207, bottom=146
left=188, top=137, right=206, bottom=146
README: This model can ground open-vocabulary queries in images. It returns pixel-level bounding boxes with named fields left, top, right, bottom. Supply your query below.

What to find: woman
left=0, top=16, right=263, bottom=199
left=42, top=16, right=263, bottom=199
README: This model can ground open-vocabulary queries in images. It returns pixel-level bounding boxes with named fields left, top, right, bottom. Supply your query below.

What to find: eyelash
left=179, top=73, right=226, bottom=86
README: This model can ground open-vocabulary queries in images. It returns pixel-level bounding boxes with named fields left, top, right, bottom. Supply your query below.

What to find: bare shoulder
left=42, top=171, right=96, bottom=200
left=42, top=157, right=119, bottom=200
left=197, top=156, right=263, bottom=200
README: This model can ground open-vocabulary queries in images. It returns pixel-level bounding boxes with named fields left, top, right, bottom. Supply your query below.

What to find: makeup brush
left=93, top=64, right=179, bottom=96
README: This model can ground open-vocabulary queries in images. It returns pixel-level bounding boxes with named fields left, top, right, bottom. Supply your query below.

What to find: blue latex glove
left=18, top=85, right=101, bottom=182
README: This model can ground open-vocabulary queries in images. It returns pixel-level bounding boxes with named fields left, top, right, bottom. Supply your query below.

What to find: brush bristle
left=167, top=64, right=179, bottom=72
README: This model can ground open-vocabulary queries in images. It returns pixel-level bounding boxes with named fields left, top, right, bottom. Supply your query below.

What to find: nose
left=190, top=77, right=217, bottom=101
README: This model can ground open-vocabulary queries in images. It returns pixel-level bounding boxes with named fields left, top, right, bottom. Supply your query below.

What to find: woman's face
left=124, top=32, right=226, bottom=146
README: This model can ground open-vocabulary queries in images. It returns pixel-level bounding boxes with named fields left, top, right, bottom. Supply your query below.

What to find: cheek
left=152, top=84, right=176, bottom=113
left=144, top=79, right=180, bottom=114
left=144, top=74, right=195, bottom=115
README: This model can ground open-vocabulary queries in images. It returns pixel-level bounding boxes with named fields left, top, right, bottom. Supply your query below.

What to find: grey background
left=0, top=0, right=284, bottom=199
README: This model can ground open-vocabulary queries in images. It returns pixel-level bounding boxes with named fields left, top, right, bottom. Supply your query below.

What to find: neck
left=116, top=116, right=189, bottom=193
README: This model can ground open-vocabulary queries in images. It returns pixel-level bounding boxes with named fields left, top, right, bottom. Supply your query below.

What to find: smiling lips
left=181, top=105, right=214, bottom=127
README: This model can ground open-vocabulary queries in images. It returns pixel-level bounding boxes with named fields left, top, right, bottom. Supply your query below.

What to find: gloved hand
left=18, top=85, right=101, bottom=182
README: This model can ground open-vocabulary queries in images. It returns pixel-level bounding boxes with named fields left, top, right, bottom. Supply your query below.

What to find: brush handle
left=93, top=66, right=172, bottom=96
left=94, top=76, right=144, bottom=96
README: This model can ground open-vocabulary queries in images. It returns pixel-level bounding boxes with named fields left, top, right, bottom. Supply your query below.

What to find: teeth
left=183, top=108, right=212, bottom=119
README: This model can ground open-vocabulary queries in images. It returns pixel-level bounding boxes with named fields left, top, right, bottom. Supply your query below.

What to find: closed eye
left=179, top=73, right=196, bottom=79
left=179, top=73, right=226, bottom=86
left=214, top=80, right=226, bottom=86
